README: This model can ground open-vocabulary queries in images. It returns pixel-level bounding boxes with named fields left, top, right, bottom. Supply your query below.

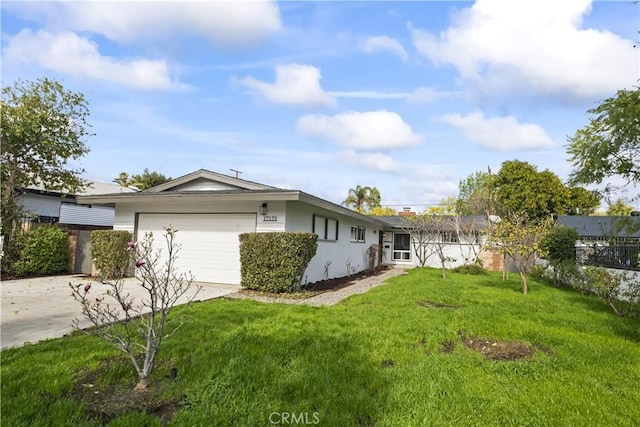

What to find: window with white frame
left=313, top=214, right=338, bottom=241
left=441, top=231, right=459, bottom=243
left=350, top=225, right=366, bottom=242
left=393, top=233, right=411, bottom=261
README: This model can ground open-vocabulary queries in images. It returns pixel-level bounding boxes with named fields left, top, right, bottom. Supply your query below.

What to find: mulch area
left=304, top=266, right=391, bottom=292
left=236, top=266, right=392, bottom=299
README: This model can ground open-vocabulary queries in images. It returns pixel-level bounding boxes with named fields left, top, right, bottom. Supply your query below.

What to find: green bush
left=451, top=263, right=488, bottom=275
left=539, top=226, right=579, bottom=286
left=12, top=226, right=69, bottom=276
left=91, top=230, right=133, bottom=279
left=239, top=232, right=318, bottom=293
left=580, top=266, right=640, bottom=317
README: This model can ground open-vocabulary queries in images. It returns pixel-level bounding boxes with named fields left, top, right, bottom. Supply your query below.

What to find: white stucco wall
left=382, top=231, right=482, bottom=269
left=285, top=201, right=382, bottom=284
left=113, top=198, right=383, bottom=285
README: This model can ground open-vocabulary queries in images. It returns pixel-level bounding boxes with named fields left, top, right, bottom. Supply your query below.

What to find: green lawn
left=2, top=268, right=639, bottom=426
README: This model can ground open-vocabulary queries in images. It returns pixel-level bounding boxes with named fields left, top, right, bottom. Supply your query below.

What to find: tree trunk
left=520, top=271, right=528, bottom=294
left=134, top=377, right=149, bottom=392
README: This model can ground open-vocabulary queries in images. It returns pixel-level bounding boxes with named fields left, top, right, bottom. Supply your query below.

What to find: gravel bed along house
left=225, top=267, right=408, bottom=306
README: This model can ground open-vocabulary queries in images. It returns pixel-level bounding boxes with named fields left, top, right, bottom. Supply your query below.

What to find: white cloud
left=296, top=110, right=422, bottom=150
left=328, top=86, right=451, bottom=104
left=4, top=1, right=282, bottom=48
left=328, top=91, right=407, bottom=100
left=237, top=64, right=336, bottom=108
left=440, top=111, right=554, bottom=151
left=361, top=35, right=408, bottom=61
left=3, top=29, right=179, bottom=90
left=409, top=0, right=637, bottom=98
left=336, top=150, right=398, bottom=173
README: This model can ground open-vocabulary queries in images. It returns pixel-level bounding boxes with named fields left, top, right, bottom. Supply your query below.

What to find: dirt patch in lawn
left=461, top=335, right=535, bottom=361
left=417, top=300, right=461, bottom=309
left=69, top=357, right=183, bottom=424
left=441, top=341, right=456, bottom=354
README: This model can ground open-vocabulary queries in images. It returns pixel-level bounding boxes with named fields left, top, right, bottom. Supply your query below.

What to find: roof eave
left=77, top=190, right=302, bottom=205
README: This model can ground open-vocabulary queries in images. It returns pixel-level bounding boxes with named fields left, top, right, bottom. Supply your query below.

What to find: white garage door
left=137, top=213, right=257, bottom=285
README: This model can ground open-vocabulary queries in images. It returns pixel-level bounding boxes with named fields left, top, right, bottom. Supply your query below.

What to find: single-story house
left=77, top=169, right=390, bottom=285
left=18, top=182, right=136, bottom=229
left=375, top=214, right=497, bottom=269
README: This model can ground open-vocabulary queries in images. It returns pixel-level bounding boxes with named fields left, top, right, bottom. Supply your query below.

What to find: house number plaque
left=263, top=216, right=278, bottom=222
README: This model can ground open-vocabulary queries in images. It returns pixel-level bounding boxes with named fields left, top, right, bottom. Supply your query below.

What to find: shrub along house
left=77, top=169, right=389, bottom=285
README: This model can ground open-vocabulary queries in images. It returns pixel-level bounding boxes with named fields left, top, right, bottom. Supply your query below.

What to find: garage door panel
left=137, top=214, right=256, bottom=284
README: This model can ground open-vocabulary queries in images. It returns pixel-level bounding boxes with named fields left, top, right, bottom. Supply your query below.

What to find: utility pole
left=230, top=168, right=242, bottom=179
left=487, top=165, right=492, bottom=219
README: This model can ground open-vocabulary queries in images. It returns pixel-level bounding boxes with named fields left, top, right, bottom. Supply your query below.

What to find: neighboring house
left=77, top=169, right=389, bottom=285
left=556, top=215, right=640, bottom=271
left=18, top=182, right=136, bottom=228
left=375, top=214, right=494, bottom=269
left=556, top=215, right=640, bottom=246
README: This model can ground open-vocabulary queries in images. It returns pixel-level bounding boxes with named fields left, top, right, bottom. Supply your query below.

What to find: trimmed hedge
left=91, top=230, right=133, bottom=279
left=12, top=226, right=69, bottom=276
left=239, top=232, right=318, bottom=293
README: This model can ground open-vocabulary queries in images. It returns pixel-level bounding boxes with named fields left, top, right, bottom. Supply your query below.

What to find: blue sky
left=2, top=1, right=639, bottom=210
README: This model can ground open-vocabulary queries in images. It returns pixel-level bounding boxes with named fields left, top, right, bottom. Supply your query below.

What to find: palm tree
left=342, top=185, right=381, bottom=213
left=113, top=172, right=132, bottom=187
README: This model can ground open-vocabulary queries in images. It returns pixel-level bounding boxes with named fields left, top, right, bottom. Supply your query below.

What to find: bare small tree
left=402, top=214, right=456, bottom=278
left=70, top=228, right=201, bottom=391
left=451, top=215, right=482, bottom=265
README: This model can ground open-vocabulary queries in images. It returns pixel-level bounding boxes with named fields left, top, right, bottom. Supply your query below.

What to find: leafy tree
left=566, top=187, right=600, bottom=215
left=456, top=171, right=495, bottom=216
left=71, top=228, right=201, bottom=391
left=606, top=199, right=634, bottom=216
left=113, top=169, right=171, bottom=190
left=1, top=78, right=91, bottom=236
left=425, top=197, right=457, bottom=215
left=486, top=212, right=553, bottom=294
left=342, top=185, right=381, bottom=213
left=539, top=226, right=579, bottom=286
left=567, top=87, right=640, bottom=198
left=368, top=206, right=398, bottom=216
left=493, top=160, right=569, bottom=220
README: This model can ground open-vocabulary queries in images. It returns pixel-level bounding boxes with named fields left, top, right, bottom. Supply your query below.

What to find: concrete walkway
left=226, top=266, right=408, bottom=306
left=1, top=275, right=237, bottom=350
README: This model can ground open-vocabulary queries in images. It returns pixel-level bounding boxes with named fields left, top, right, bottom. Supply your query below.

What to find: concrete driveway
left=1, top=275, right=238, bottom=349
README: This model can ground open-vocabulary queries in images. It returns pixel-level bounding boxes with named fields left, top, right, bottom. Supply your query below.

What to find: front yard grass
left=2, top=268, right=639, bottom=426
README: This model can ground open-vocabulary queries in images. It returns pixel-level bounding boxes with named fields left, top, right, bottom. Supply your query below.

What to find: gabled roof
left=145, top=169, right=277, bottom=192
left=556, top=215, right=640, bottom=238
left=76, top=169, right=390, bottom=228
